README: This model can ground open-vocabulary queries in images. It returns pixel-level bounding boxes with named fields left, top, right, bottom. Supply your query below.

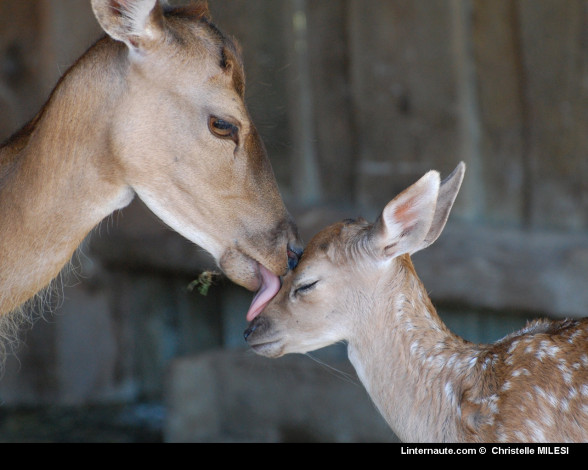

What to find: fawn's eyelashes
left=292, top=280, right=319, bottom=297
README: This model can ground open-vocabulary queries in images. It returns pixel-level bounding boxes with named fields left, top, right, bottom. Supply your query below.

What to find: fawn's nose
left=244, top=315, right=269, bottom=340
left=243, top=323, right=255, bottom=340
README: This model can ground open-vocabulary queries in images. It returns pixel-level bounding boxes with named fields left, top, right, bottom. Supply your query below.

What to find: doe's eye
left=294, top=280, right=318, bottom=296
left=209, top=116, right=238, bottom=143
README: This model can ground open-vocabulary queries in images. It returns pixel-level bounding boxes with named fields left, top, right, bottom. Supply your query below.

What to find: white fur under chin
left=134, top=187, right=223, bottom=263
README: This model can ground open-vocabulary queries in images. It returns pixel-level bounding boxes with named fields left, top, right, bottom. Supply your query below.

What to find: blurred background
left=0, top=0, right=587, bottom=442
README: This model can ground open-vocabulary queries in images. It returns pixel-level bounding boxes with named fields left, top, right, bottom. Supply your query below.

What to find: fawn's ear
left=370, top=162, right=465, bottom=259
left=91, top=0, right=165, bottom=53
left=371, top=170, right=440, bottom=258
left=421, top=161, right=465, bottom=249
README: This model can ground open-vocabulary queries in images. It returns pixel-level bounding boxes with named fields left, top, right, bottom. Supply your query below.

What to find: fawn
left=245, top=162, right=588, bottom=442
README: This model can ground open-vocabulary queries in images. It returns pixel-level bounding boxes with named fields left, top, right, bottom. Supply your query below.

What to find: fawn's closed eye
left=294, top=280, right=319, bottom=296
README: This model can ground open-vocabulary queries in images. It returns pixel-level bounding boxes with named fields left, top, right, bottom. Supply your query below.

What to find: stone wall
left=0, top=0, right=587, bottom=442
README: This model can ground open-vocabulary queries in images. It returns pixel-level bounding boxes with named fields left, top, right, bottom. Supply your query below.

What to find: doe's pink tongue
left=246, top=264, right=281, bottom=322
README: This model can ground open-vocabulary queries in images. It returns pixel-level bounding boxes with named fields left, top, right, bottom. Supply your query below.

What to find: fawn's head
left=245, top=163, right=465, bottom=357
left=92, top=0, right=301, bottom=293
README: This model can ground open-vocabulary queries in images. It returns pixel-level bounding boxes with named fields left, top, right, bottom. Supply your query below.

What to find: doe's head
left=92, top=0, right=302, bottom=293
left=244, top=163, right=465, bottom=357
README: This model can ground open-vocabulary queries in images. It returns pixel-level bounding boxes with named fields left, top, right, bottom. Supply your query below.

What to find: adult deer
left=245, top=162, right=588, bottom=443
left=0, top=1, right=301, bottom=330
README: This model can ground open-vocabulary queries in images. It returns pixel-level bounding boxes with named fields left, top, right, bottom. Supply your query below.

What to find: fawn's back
left=465, top=317, right=588, bottom=442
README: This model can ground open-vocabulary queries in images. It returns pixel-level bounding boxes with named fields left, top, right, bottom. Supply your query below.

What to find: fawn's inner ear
left=375, top=170, right=440, bottom=258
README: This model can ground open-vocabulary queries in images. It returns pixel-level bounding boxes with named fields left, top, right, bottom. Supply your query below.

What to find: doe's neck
left=0, top=38, right=133, bottom=314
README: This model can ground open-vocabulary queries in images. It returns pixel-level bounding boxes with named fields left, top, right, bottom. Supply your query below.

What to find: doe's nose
left=287, top=244, right=303, bottom=270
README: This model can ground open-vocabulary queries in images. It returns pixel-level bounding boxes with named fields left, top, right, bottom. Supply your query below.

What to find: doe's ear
left=91, top=0, right=164, bottom=53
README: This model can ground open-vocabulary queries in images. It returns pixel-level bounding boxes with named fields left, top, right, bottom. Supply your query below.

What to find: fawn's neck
left=0, top=38, right=134, bottom=315
left=347, top=255, right=479, bottom=442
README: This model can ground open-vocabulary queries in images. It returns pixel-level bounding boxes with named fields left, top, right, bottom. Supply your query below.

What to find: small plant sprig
left=187, top=270, right=221, bottom=296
